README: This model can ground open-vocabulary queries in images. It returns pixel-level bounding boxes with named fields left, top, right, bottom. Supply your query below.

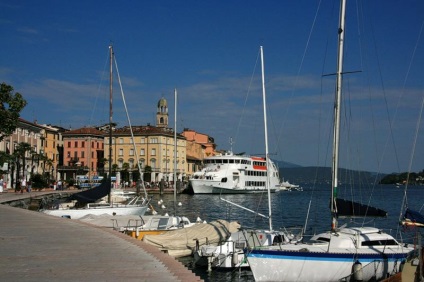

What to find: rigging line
left=397, top=20, right=424, bottom=224
left=399, top=93, right=424, bottom=222
left=113, top=55, right=148, bottom=199
left=274, top=0, right=324, bottom=156
left=233, top=48, right=260, bottom=150
left=89, top=49, right=110, bottom=126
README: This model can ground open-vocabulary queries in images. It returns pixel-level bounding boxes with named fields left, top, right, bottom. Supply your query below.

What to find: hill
left=278, top=166, right=385, bottom=184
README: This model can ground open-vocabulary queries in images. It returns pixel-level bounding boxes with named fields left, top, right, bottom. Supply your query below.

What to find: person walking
left=27, top=180, right=31, bottom=193
left=21, top=179, right=26, bottom=193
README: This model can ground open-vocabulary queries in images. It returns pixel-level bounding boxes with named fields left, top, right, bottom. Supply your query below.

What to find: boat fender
left=352, top=260, right=363, bottom=281
left=232, top=251, right=238, bottom=267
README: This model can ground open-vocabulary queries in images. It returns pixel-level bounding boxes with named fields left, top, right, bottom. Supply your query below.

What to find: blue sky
left=1, top=0, right=423, bottom=174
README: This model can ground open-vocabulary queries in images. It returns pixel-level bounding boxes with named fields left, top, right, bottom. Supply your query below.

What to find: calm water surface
left=150, top=183, right=423, bottom=282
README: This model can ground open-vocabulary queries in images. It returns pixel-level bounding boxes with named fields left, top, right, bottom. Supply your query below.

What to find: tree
left=15, top=142, right=33, bottom=180
left=0, top=83, right=27, bottom=142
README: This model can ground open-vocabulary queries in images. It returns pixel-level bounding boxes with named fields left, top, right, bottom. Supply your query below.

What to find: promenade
left=0, top=191, right=202, bottom=282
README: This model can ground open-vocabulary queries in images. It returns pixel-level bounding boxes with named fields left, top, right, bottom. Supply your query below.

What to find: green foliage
left=0, top=151, right=12, bottom=174
left=380, top=171, right=423, bottom=185
left=0, top=83, right=27, bottom=142
left=30, top=174, right=48, bottom=190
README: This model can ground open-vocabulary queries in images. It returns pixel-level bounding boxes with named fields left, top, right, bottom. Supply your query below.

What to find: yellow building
left=105, top=125, right=187, bottom=184
left=40, top=124, right=65, bottom=180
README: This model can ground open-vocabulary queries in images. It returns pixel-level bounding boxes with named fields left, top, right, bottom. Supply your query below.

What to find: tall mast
left=108, top=44, right=113, bottom=203
left=331, top=0, right=346, bottom=231
left=260, top=46, right=272, bottom=232
left=173, top=88, right=177, bottom=215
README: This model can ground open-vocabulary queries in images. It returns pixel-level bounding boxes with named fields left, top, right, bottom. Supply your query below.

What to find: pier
left=0, top=191, right=202, bottom=281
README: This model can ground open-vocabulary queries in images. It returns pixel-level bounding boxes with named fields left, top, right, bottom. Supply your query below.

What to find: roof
left=62, top=127, right=105, bottom=137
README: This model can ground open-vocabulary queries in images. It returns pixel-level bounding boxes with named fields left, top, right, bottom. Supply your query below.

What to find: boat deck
left=0, top=190, right=202, bottom=282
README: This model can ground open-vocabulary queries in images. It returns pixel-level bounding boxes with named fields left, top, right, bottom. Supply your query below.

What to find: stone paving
left=0, top=191, right=202, bottom=282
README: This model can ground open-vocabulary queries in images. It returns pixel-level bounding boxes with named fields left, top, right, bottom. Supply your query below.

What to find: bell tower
left=156, top=97, right=168, bottom=128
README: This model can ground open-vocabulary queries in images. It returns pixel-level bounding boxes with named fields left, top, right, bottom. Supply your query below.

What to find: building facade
left=0, top=118, right=44, bottom=189
left=59, top=127, right=105, bottom=181
left=104, top=125, right=187, bottom=185
left=0, top=97, right=219, bottom=188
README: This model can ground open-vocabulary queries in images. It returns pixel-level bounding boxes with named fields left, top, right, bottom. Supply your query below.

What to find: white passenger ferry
left=189, top=151, right=280, bottom=194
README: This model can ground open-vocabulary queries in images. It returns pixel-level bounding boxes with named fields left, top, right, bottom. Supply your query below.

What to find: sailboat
left=245, top=1, right=414, bottom=281
left=193, top=47, right=302, bottom=270
left=42, top=45, right=150, bottom=219
left=118, top=89, right=199, bottom=239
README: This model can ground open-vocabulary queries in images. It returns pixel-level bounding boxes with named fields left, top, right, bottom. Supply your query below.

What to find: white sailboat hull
left=247, top=249, right=410, bottom=282
left=246, top=227, right=414, bottom=282
left=43, top=205, right=148, bottom=219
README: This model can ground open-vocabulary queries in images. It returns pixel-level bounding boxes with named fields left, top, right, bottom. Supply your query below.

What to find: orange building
left=181, top=128, right=216, bottom=157
left=60, top=127, right=105, bottom=180
left=181, top=128, right=217, bottom=177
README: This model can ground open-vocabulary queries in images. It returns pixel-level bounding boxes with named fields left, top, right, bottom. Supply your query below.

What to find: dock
left=0, top=190, right=202, bottom=281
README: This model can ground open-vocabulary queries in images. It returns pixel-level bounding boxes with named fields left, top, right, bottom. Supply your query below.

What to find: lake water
left=148, top=183, right=424, bottom=282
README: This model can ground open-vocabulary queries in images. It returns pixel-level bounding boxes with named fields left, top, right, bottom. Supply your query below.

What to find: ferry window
left=229, top=159, right=234, bottom=163
left=221, top=177, right=227, bottom=183
left=236, top=160, right=240, bottom=164
left=223, top=159, right=228, bottom=163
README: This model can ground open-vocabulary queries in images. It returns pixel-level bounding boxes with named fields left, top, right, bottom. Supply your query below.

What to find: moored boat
left=189, top=151, right=280, bottom=194
left=245, top=1, right=414, bottom=281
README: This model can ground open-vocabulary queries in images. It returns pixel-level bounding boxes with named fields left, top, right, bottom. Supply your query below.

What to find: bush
left=30, top=174, right=48, bottom=190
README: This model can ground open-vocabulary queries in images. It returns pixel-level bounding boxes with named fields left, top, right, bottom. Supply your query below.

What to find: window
left=119, top=148, right=123, bottom=156
left=140, top=149, right=145, bottom=156
left=81, top=151, right=85, bottom=158
left=151, top=138, right=158, bottom=144
left=141, top=138, right=145, bottom=144
left=151, top=148, right=156, bottom=156
left=75, top=141, right=78, bottom=148
left=118, top=159, right=123, bottom=168
left=74, top=152, right=78, bottom=158
left=82, top=141, right=85, bottom=148
left=119, top=138, right=123, bottom=144
left=150, top=158, right=156, bottom=169
left=129, top=149, right=134, bottom=156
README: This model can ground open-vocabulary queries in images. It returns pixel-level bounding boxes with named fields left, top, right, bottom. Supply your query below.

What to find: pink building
left=60, top=127, right=105, bottom=180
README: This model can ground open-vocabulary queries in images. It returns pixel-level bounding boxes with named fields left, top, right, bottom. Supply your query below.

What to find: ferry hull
left=190, top=179, right=275, bottom=194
